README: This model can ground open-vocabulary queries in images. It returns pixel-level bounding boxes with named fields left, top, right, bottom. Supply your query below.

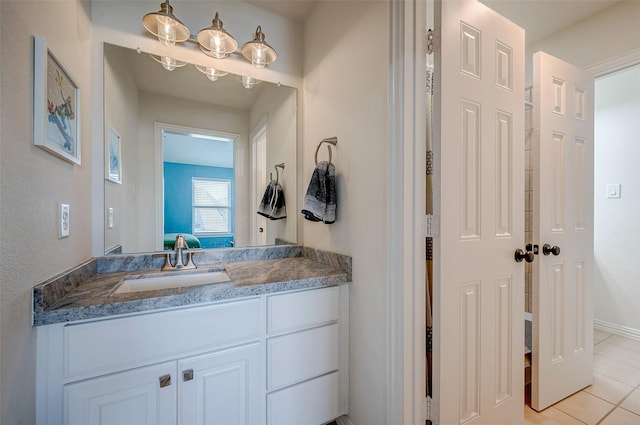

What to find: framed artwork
left=107, top=126, right=122, bottom=184
left=33, top=36, right=81, bottom=165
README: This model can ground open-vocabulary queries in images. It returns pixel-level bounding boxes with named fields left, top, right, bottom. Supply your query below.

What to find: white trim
left=387, top=0, right=426, bottom=424
left=594, top=319, right=640, bottom=341
left=586, top=48, right=640, bottom=78
left=336, top=415, right=356, bottom=425
left=92, top=41, right=105, bottom=256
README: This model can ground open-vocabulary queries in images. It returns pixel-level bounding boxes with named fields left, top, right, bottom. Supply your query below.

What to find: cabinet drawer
left=267, top=287, right=339, bottom=335
left=267, top=324, right=339, bottom=391
left=267, top=372, right=339, bottom=425
left=63, top=299, right=260, bottom=378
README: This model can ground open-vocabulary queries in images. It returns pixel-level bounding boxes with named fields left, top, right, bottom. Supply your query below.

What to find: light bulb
left=241, top=75, right=259, bottom=89
left=161, top=56, right=177, bottom=71
left=156, top=16, right=177, bottom=47
left=210, top=33, right=226, bottom=59
left=205, top=67, right=222, bottom=81
left=251, top=45, right=267, bottom=69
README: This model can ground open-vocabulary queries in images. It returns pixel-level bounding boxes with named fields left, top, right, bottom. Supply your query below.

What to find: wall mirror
left=103, top=43, right=297, bottom=255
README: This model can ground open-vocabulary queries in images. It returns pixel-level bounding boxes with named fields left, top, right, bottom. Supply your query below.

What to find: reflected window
left=192, top=178, right=231, bottom=234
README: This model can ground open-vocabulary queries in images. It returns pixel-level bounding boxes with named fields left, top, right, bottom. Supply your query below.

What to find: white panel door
left=435, top=0, right=525, bottom=423
left=178, top=344, right=261, bottom=425
left=251, top=121, right=267, bottom=246
left=65, top=362, right=176, bottom=425
left=531, top=51, right=594, bottom=411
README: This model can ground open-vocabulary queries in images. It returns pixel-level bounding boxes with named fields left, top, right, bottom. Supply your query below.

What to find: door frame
left=153, top=122, right=239, bottom=251
left=387, top=0, right=427, bottom=423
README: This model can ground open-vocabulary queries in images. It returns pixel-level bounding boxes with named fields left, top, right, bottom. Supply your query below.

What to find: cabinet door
left=64, top=362, right=176, bottom=425
left=178, top=343, right=260, bottom=425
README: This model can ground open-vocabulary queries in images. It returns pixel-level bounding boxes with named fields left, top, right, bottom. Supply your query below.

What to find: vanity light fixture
left=142, top=2, right=278, bottom=71
left=197, top=12, right=238, bottom=59
left=240, top=26, right=277, bottom=69
left=236, top=75, right=261, bottom=89
left=195, top=65, right=228, bottom=81
left=150, top=54, right=187, bottom=71
left=142, top=0, right=190, bottom=47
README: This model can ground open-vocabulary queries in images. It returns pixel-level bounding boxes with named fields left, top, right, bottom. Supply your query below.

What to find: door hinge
left=424, top=214, right=440, bottom=238
left=423, top=396, right=439, bottom=423
left=426, top=28, right=438, bottom=55
left=423, top=396, right=439, bottom=424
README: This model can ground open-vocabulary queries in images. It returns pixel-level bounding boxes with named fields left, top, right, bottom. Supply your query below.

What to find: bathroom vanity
left=33, top=246, right=350, bottom=425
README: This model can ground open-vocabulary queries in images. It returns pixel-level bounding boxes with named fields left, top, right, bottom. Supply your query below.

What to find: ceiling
left=246, top=0, right=622, bottom=47
left=480, top=0, right=622, bottom=46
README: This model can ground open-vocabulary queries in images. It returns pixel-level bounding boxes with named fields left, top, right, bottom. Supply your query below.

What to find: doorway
left=154, top=122, right=238, bottom=251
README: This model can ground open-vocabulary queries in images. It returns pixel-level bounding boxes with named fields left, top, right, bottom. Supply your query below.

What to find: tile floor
left=525, top=329, right=640, bottom=425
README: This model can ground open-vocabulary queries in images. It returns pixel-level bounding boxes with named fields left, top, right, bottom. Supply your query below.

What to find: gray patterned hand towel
left=257, top=181, right=286, bottom=220
left=301, top=160, right=336, bottom=223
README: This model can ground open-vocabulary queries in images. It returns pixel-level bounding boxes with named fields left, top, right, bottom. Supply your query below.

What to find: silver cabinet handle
left=159, top=374, right=171, bottom=388
left=183, top=369, right=194, bottom=382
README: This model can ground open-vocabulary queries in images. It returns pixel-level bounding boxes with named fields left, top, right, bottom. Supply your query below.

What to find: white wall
left=303, top=2, right=389, bottom=424
left=104, top=43, right=141, bottom=253
left=0, top=1, right=93, bottom=423
left=525, top=0, right=640, bottom=85
left=594, top=65, right=640, bottom=332
left=138, top=91, right=250, bottom=249
left=250, top=85, right=297, bottom=244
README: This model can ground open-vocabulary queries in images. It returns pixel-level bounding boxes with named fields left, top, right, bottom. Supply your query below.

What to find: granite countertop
left=33, top=246, right=352, bottom=326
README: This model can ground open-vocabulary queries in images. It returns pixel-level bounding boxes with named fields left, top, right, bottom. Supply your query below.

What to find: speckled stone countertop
left=33, top=245, right=351, bottom=326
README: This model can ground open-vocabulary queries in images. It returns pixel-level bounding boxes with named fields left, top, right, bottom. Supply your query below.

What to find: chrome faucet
left=162, top=234, right=197, bottom=271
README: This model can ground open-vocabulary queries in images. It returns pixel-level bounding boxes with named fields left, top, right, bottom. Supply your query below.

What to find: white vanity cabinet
left=36, top=285, right=349, bottom=425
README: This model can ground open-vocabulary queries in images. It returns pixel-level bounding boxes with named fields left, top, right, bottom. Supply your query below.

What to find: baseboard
left=336, top=415, right=356, bottom=425
left=594, top=319, right=640, bottom=341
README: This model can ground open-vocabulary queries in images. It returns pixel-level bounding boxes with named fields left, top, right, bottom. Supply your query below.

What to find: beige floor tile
left=582, top=373, right=634, bottom=404
left=554, top=391, right=614, bottom=425
left=606, top=335, right=640, bottom=353
left=599, top=407, right=640, bottom=425
left=595, top=342, right=640, bottom=368
left=594, top=329, right=613, bottom=344
left=620, top=388, right=640, bottom=416
left=525, top=405, right=586, bottom=425
left=593, top=354, right=640, bottom=386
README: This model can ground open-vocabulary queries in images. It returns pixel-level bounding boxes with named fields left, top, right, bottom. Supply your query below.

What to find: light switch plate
left=606, top=183, right=621, bottom=199
left=59, top=203, right=70, bottom=238
left=108, top=207, right=114, bottom=229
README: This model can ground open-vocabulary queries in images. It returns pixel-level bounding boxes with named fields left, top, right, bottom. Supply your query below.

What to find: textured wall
left=302, top=2, right=389, bottom=424
left=0, top=1, right=93, bottom=423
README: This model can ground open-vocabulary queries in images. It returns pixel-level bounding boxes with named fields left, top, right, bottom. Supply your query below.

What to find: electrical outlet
left=59, top=203, right=70, bottom=238
left=108, top=207, right=114, bottom=229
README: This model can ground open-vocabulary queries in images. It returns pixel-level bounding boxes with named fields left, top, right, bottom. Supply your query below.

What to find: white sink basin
left=114, top=269, right=231, bottom=294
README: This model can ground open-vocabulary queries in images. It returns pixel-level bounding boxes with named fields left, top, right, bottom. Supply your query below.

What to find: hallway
left=525, top=330, right=640, bottom=424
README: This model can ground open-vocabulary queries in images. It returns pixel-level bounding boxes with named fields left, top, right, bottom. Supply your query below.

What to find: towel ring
left=314, top=137, right=338, bottom=165
left=271, top=163, right=285, bottom=184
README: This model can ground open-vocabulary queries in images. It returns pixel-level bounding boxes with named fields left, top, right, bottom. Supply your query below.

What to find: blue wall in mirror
left=163, top=162, right=234, bottom=248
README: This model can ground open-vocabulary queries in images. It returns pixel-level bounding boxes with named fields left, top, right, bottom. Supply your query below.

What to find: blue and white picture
left=46, top=54, right=77, bottom=156
left=107, top=127, right=122, bottom=184
left=33, top=36, right=81, bottom=164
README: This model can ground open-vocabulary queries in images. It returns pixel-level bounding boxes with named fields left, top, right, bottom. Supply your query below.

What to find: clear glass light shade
left=150, top=55, right=186, bottom=71
left=197, top=12, right=238, bottom=59
left=236, top=75, right=261, bottom=89
left=161, top=56, right=177, bottom=71
left=240, top=26, right=277, bottom=69
left=142, top=1, right=190, bottom=44
left=195, top=65, right=228, bottom=81
left=156, top=16, right=177, bottom=47
left=251, top=45, right=267, bottom=69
